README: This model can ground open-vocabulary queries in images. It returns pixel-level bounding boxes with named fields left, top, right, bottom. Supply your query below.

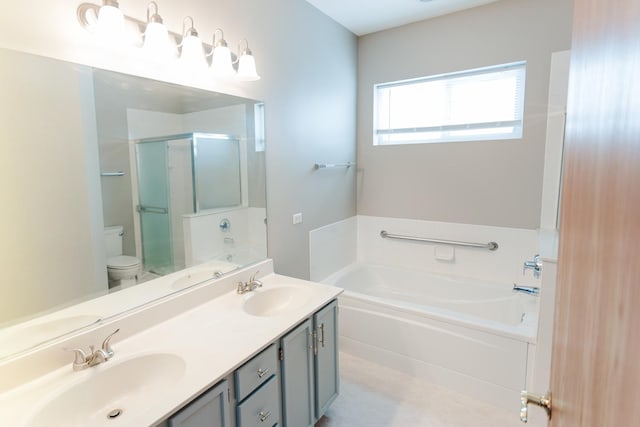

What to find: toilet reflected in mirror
left=104, top=226, right=142, bottom=290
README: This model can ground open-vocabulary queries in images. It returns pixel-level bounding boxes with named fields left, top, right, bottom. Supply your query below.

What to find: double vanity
left=0, top=260, right=342, bottom=426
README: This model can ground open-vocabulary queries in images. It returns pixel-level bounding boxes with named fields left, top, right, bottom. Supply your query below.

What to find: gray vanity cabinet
left=163, top=300, right=338, bottom=427
left=234, top=344, right=280, bottom=427
left=280, top=300, right=339, bottom=427
left=313, top=300, right=339, bottom=418
left=280, top=318, right=315, bottom=427
left=168, top=380, right=231, bottom=427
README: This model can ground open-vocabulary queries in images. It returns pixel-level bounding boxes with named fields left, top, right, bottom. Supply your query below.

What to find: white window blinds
left=374, top=62, right=526, bottom=145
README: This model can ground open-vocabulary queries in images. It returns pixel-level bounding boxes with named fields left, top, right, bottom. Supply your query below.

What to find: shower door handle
left=137, top=205, right=168, bottom=214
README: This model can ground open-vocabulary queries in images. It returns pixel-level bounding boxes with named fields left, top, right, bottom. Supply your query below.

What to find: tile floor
left=315, top=352, right=523, bottom=427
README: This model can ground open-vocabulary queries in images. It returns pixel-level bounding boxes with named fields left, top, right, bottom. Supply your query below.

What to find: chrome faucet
left=66, top=328, right=119, bottom=371
left=237, top=271, right=263, bottom=294
left=513, top=284, right=540, bottom=296
left=523, top=254, right=543, bottom=279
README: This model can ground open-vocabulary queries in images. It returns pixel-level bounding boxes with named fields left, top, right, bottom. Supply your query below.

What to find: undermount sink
left=242, top=286, right=311, bottom=317
left=27, top=353, right=186, bottom=426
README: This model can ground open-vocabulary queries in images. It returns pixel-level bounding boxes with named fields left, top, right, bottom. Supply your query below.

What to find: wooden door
left=550, top=0, right=640, bottom=425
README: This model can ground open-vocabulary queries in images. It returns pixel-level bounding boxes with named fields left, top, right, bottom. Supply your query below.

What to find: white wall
left=0, top=0, right=358, bottom=280
left=310, top=216, right=541, bottom=287
left=357, top=0, right=574, bottom=229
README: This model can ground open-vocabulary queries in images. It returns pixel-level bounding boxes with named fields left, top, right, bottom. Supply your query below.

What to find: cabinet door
left=280, top=319, right=314, bottom=427
left=313, top=300, right=339, bottom=419
left=168, top=380, right=230, bottom=427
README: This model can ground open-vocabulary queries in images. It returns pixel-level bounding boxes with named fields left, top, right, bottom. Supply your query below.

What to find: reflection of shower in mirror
left=134, top=133, right=242, bottom=275
left=0, top=47, right=267, bottom=359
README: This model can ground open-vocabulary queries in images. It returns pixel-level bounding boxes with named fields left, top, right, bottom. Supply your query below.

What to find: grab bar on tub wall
left=380, top=230, right=499, bottom=251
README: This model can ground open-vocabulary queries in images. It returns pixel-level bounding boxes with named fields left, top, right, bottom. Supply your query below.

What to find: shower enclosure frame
left=130, top=132, right=243, bottom=276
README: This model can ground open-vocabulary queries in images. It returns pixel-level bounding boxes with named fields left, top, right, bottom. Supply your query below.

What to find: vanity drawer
left=235, top=344, right=277, bottom=401
left=236, top=376, right=279, bottom=427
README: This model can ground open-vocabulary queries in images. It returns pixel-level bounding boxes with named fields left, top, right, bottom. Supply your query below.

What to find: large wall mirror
left=0, top=48, right=267, bottom=359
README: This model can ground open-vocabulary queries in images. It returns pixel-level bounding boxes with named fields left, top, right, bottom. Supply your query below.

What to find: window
left=374, top=62, right=526, bottom=145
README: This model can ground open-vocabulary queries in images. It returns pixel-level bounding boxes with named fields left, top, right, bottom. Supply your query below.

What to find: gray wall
left=357, top=0, right=574, bottom=229
left=0, top=0, right=358, bottom=280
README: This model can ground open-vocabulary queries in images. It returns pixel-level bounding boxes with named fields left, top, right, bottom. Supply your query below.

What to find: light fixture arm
left=238, top=39, right=251, bottom=54
left=146, top=1, right=163, bottom=24
left=213, top=28, right=227, bottom=48
left=182, top=16, right=198, bottom=39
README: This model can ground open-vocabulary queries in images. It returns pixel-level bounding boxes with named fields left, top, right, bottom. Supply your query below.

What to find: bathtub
left=322, top=262, right=539, bottom=410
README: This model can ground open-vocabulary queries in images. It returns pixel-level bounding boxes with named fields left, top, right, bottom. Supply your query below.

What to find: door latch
left=520, top=390, right=552, bottom=423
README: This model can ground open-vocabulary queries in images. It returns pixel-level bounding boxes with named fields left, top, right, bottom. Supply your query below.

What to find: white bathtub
left=322, top=262, right=539, bottom=410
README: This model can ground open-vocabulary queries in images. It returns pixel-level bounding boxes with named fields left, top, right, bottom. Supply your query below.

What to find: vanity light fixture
left=76, top=1, right=260, bottom=82
left=179, top=16, right=207, bottom=71
left=210, top=29, right=236, bottom=79
left=236, top=39, right=261, bottom=81
left=142, top=2, right=171, bottom=58
left=96, top=0, right=125, bottom=41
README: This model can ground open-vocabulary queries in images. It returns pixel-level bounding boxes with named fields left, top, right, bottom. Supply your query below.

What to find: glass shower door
left=136, top=141, right=174, bottom=275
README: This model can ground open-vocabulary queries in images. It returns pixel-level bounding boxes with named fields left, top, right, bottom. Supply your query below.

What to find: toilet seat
left=107, top=255, right=141, bottom=270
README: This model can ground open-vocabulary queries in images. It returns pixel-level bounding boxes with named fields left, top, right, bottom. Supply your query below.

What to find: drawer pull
left=257, top=368, right=269, bottom=378
left=259, top=410, right=271, bottom=422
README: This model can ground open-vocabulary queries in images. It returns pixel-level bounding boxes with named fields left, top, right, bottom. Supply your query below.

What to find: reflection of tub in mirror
left=0, top=47, right=267, bottom=360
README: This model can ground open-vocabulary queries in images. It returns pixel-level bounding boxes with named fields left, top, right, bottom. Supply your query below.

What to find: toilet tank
left=104, top=226, right=124, bottom=258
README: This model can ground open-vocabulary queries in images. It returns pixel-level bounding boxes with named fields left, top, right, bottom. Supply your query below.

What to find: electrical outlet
left=292, top=212, right=303, bottom=225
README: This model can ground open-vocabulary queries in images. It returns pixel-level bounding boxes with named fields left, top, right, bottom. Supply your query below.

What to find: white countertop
left=0, top=261, right=343, bottom=426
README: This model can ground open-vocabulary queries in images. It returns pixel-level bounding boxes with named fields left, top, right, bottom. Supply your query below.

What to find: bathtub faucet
left=513, top=284, right=540, bottom=296
left=523, top=254, right=542, bottom=278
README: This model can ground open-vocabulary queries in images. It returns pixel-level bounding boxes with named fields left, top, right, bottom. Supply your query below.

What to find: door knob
left=520, top=390, right=552, bottom=423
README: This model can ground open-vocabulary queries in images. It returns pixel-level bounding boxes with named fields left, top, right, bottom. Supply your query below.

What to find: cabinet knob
left=257, top=368, right=269, bottom=378
left=259, top=410, right=271, bottom=422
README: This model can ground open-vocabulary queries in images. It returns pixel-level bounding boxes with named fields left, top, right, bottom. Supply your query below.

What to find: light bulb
left=143, top=21, right=171, bottom=59
left=97, top=2, right=125, bottom=42
left=211, top=45, right=236, bottom=79
left=237, top=52, right=260, bottom=81
left=180, top=35, right=207, bottom=71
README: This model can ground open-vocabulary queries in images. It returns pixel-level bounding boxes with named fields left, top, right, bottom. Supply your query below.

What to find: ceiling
left=304, top=0, right=502, bottom=36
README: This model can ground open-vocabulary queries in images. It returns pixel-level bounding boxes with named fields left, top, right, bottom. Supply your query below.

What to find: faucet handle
left=64, top=347, right=89, bottom=370
left=249, top=270, right=263, bottom=291
left=101, top=328, right=120, bottom=358
left=249, top=270, right=260, bottom=282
